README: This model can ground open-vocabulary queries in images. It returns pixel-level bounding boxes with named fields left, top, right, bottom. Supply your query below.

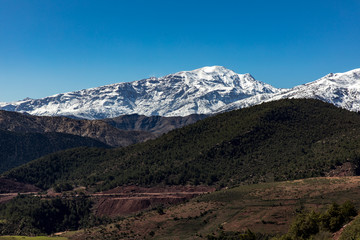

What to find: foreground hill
left=0, top=130, right=109, bottom=174
left=62, top=177, right=360, bottom=239
left=5, top=99, right=360, bottom=190
left=4, top=176, right=360, bottom=239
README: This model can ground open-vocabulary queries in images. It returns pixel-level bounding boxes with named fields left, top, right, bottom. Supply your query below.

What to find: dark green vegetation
left=339, top=215, right=360, bottom=240
left=273, top=201, right=357, bottom=239
left=0, top=110, right=206, bottom=175
left=0, top=194, right=106, bottom=236
left=0, top=130, right=108, bottom=174
left=5, top=99, right=360, bottom=190
left=207, top=230, right=269, bottom=240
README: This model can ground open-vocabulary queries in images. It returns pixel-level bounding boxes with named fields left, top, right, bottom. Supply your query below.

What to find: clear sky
left=0, top=0, right=359, bottom=102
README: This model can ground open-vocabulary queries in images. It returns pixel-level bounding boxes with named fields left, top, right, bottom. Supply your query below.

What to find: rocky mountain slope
left=0, top=66, right=279, bottom=119
left=102, top=113, right=207, bottom=135
left=0, top=110, right=154, bottom=147
left=0, top=110, right=207, bottom=174
left=1, top=66, right=359, bottom=120
left=221, top=68, right=360, bottom=112
left=271, top=68, right=360, bottom=109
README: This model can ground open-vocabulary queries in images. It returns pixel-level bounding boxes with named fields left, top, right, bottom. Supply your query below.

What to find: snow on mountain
left=269, top=68, right=360, bottom=109
left=219, top=68, right=360, bottom=112
left=0, top=66, right=279, bottom=119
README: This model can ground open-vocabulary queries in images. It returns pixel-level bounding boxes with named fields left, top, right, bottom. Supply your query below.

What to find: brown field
left=92, top=185, right=216, bottom=217
left=59, top=176, right=360, bottom=239
left=3, top=177, right=360, bottom=239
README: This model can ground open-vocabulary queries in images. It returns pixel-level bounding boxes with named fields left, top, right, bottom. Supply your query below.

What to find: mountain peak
left=322, top=68, right=360, bottom=79
left=3, top=66, right=360, bottom=119
left=310, top=68, right=360, bottom=89
left=195, top=65, right=229, bottom=73
left=173, top=65, right=236, bottom=77
left=0, top=66, right=278, bottom=119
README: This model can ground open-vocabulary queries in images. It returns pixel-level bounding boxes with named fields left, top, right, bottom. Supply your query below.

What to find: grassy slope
left=66, top=176, right=360, bottom=239
left=339, top=215, right=360, bottom=240
left=5, top=99, right=360, bottom=190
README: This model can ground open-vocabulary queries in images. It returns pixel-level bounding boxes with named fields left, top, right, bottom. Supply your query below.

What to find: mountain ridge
left=215, top=68, right=360, bottom=113
left=0, top=66, right=279, bottom=119
left=0, top=110, right=155, bottom=147
left=1, top=66, right=360, bottom=118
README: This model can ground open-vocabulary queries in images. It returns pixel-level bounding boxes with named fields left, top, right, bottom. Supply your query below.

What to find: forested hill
left=0, top=130, right=109, bottom=173
left=5, top=99, right=360, bottom=190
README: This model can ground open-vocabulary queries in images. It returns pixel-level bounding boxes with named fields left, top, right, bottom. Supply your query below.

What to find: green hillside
left=5, top=99, right=360, bottom=190
left=0, top=130, right=109, bottom=174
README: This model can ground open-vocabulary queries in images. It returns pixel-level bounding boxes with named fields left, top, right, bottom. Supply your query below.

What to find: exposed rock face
left=0, top=110, right=155, bottom=147
left=102, top=113, right=208, bottom=135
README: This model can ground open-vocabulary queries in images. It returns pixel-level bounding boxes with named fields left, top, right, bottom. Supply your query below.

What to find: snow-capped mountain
left=270, top=68, right=360, bottom=109
left=0, top=66, right=279, bottom=119
left=2, top=66, right=359, bottom=119
left=219, top=68, right=360, bottom=112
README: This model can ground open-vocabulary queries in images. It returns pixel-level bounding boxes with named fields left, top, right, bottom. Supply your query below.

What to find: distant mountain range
left=0, top=110, right=206, bottom=146
left=0, top=66, right=278, bottom=119
left=220, top=68, right=360, bottom=112
left=0, top=110, right=154, bottom=147
left=0, top=66, right=359, bottom=119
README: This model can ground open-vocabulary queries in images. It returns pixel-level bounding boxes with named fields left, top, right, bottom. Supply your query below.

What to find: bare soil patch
left=92, top=185, right=215, bottom=217
left=0, top=178, right=40, bottom=204
left=0, top=178, right=40, bottom=193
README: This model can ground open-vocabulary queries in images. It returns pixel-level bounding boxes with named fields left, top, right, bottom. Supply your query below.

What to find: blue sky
left=0, top=0, right=359, bottom=102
